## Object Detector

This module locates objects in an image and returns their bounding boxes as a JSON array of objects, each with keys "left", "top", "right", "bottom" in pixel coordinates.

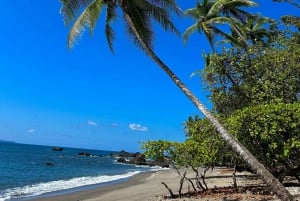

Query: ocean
[{"left": 0, "top": 142, "right": 161, "bottom": 200}]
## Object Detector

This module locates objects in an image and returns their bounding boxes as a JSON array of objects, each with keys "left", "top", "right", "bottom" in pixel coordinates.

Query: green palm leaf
[
  {"left": 105, "top": 1, "right": 116, "bottom": 52},
  {"left": 60, "top": 0, "right": 94, "bottom": 26},
  {"left": 145, "top": 1, "right": 180, "bottom": 35},
  {"left": 122, "top": 1, "right": 154, "bottom": 50},
  {"left": 67, "top": 0, "right": 105, "bottom": 48},
  {"left": 149, "top": 0, "right": 183, "bottom": 15},
  {"left": 207, "top": 0, "right": 257, "bottom": 18},
  {"left": 183, "top": 23, "right": 201, "bottom": 43},
  {"left": 207, "top": 0, "right": 231, "bottom": 18},
  {"left": 184, "top": 7, "right": 200, "bottom": 19}
]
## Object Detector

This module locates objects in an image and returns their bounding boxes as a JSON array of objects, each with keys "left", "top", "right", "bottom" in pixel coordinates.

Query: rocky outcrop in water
[
  {"left": 116, "top": 150, "right": 169, "bottom": 168},
  {"left": 52, "top": 147, "right": 63, "bottom": 151},
  {"left": 78, "top": 152, "right": 92, "bottom": 156},
  {"left": 46, "top": 162, "right": 54, "bottom": 166}
]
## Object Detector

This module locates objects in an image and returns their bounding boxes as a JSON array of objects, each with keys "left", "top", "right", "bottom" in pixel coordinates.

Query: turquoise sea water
[{"left": 0, "top": 142, "right": 158, "bottom": 200}]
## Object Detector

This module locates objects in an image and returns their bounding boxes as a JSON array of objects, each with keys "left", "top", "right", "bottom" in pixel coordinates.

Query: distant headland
[{"left": 0, "top": 139, "right": 16, "bottom": 144}]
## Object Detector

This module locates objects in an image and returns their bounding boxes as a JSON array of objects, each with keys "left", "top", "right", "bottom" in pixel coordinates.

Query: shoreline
[{"left": 17, "top": 167, "right": 300, "bottom": 201}]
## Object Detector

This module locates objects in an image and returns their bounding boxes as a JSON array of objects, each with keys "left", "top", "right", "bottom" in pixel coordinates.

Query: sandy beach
[{"left": 29, "top": 168, "right": 299, "bottom": 201}]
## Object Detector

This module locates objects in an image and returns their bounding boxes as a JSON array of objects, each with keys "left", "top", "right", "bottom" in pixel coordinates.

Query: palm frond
[
  {"left": 183, "top": 23, "right": 201, "bottom": 43},
  {"left": 252, "top": 17, "right": 272, "bottom": 30},
  {"left": 184, "top": 7, "right": 201, "bottom": 19},
  {"left": 225, "top": 8, "right": 251, "bottom": 23},
  {"left": 213, "top": 26, "right": 243, "bottom": 47},
  {"left": 224, "top": 0, "right": 257, "bottom": 8},
  {"left": 105, "top": 2, "right": 117, "bottom": 52},
  {"left": 208, "top": 0, "right": 257, "bottom": 19},
  {"left": 184, "top": 0, "right": 214, "bottom": 19},
  {"left": 89, "top": 0, "right": 105, "bottom": 34},
  {"left": 60, "top": 0, "right": 94, "bottom": 26},
  {"left": 202, "top": 23, "right": 216, "bottom": 50},
  {"left": 206, "top": 16, "right": 233, "bottom": 25},
  {"left": 67, "top": 0, "right": 105, "bottom": 49},
  {"left": 122, "top": 1, "right": 154, "bottom": 51},
  {"left": 148, "top": 0, "right": 183, "bottom": 15},
  {"left": 145, "top": 1, "right": 180, "bottom": 35},
  {"left": 207, "top": 0, "right": 231, "bottom": 18},
  {"left": 67, "top": 6, "right": 90, "bottom": 48}
]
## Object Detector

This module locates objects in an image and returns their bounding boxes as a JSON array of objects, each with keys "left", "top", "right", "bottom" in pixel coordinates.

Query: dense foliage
[
  {"left": 201, "top": 28, "right": 300, "bottom": 114},
  {"left": 142, "top": 123, "right": 228, "bottom": 168},
  {"left": 143, "top": 102, "right": 300, "bottom": 180},
  {"left": 228, "top": 104, "right": 300, "bottom": 162},
  {"left": 227, "top": 103, "right": 300, "bottom": 180}
]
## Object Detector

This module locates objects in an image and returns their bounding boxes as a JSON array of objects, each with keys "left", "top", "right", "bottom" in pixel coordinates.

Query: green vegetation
[
  {"left": 227, "top": 103, "right": 300, "bottom": 181},
  {"left": 202, "top": 24, "right": 300, "bottom": 114},
  {"left": 143, "top": 1, "right": 299, "bottom": 200},
  {"left": 144, "top": 13, "right": 300, "bottom": 179}
]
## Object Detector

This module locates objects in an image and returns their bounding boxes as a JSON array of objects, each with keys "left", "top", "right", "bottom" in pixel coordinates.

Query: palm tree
[
  {"left": 60, "top": 0, "right": 294, "bottom": 200},
  {"left": 183, "top": 0, "right": 239, "bottom": 51},
  {"left": 183, "top": 0, "right": 257, "bottom": 50},
  {"left": 220, "top": 14, "right": 273, "bottom": 47}
]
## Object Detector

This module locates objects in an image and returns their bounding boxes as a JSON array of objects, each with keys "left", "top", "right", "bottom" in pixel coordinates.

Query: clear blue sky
[{"left": 0, "top": 1, "right": 298, "bottom": 152}]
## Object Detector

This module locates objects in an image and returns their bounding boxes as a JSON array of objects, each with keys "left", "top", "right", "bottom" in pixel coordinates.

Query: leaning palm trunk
[{"left": 123, "top": 11, "right": 294, "bottom": 201}]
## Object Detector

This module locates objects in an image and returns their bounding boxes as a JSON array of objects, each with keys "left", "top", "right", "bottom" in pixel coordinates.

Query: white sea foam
[
  {"left": 0, "top": 171, "right": 140, "bottom": 200},
  {"left": 135, "top": 164, "right": 169, "bottom": 171},
  {"left": 113, "top": 160, "right": 169, "bottom": 171}
]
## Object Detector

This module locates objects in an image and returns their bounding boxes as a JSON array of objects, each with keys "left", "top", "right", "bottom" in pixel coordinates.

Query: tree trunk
[{"left": 123, "top": 10, "right": 295, "bottom": 201}]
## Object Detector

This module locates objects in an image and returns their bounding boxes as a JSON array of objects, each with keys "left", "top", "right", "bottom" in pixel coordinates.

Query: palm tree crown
[
  {"left": 183, "top": 0, "right": 258, "bottom": 50},
  {"left": 60, "top": 0, "right": 181, "bottom": 52}
]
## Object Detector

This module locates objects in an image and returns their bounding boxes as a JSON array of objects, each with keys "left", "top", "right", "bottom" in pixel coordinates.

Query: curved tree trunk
[{"left": 123, "top": 10, "right": 295, "bottom": 201}]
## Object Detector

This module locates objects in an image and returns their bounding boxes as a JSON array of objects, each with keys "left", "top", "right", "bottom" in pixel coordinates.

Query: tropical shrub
[{"left": 226, "top": 102, "right": 300, "bottom": 180}]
